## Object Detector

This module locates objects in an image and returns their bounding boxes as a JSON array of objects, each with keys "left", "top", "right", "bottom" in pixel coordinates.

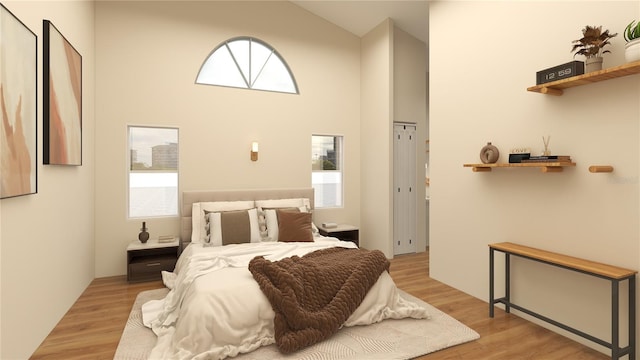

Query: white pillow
[
  {"left": 207, "top": 208, "right": 261, "bottom": 246},
  {"left": 191, "top": 200, "right": 255, "bottom": 243}
]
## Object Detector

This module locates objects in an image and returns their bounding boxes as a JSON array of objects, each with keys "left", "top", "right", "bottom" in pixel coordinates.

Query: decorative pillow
[
  {"left": 277, "top": 210, "right": 313, "bottom": 243},
  {"left": 263, "top": 206, "right": 306, "bottom": 241},
  {"left": 257, "top": 209, "right": 268, "bottom": 238},
  {"left": 254, "top": 198, "right": 315, "bottom": 240},
  {"left": 191, "top": 201, "right": 255, "bottom": 243},
  {"left": 206, "top": 208, "right": 261, "bottom": 246}
]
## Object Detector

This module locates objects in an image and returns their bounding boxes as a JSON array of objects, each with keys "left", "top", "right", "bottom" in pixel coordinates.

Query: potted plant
[
  {"left": 571, "top": 25, "right": 617, "bottom": 72},
  {"left": 624, "top": 20, "right": 640, "bottom": 63}
]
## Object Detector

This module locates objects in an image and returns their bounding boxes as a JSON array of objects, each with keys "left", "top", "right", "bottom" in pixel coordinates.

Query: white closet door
[{"left": 393, "top": 124, "right": 417, "bottom": 255}]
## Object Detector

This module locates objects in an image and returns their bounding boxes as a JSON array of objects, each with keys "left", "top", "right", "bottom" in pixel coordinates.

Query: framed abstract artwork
[
  {"left": 0, "top": 4, "right": 37, "bottom": 198},
  {"left": 43, "top": 19, "right": 82, "bottom": 166}
]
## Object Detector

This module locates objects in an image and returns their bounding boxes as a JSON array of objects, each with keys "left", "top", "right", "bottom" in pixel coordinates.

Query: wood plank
[
  {"left": 30, "top": 250, "right": 610, "bottom": 360},
  {"left": 464, "top": 162, "right": 576, "bottom": 173},
  {"left": 490, "top": 242, "right": 637, "bottom": 279},
  {"left": 30, "top": 277, "right": 162, "bottom": 360},
  {"left": 464, "top": 162, "right": 576, "bottom": 169}
]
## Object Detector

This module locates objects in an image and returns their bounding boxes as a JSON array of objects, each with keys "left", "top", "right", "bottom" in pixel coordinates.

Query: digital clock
[{"left": 536, "top": 61, "right": 584, "bottom": 85}]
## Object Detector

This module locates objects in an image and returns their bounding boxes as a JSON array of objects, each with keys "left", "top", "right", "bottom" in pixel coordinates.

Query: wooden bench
[{"left": 489, "top": 242, "right": 637, "bottom": 360}]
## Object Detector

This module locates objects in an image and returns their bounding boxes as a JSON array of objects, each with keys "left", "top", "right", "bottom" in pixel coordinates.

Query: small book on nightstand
[{"left": 158, "top": 235, "right": 177, "bottom": 243}]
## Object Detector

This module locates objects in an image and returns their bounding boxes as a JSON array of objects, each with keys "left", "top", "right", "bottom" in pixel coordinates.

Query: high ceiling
[{"left": 290, "top": 1, "right": 429, "bottom": 45}]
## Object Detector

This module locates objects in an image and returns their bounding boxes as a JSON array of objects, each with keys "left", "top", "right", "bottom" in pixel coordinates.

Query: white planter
[
  {"left": 585, "top": 56, "right": 603, "bottom": 73},
  {"left": 625, "top": 38, "right": 640, "bottom": 63}
]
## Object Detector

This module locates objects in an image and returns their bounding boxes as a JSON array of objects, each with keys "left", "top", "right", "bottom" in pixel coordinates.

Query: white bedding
[{"left": 143, "top": 236, "right": 430, "bottom": 360}]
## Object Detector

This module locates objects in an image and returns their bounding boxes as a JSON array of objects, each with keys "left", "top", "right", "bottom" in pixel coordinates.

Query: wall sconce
[{"left": 251, "top": 142, "right": 259, "bottom": 161}]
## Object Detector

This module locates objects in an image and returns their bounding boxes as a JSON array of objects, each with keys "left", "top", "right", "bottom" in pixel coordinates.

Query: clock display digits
[{"left": 558, "top": 68, "right": 571, "bottom": 77}]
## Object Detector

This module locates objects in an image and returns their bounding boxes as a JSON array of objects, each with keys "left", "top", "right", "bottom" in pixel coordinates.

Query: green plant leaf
[{"left": 624, "top": 20, "right": 640, "bottom": 42}]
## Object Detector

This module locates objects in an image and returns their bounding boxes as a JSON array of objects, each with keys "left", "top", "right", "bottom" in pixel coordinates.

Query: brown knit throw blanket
[{"left": 248, "top": 247, "right": 390, "bottom": 353}]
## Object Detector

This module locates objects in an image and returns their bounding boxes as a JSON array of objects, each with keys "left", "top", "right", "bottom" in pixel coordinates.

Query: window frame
[
  {"left": 127, "top": 125, "right": 180, "bottom": 219},
  {"left": 195, "top": 36, "right": 299, "bottom": 94}
]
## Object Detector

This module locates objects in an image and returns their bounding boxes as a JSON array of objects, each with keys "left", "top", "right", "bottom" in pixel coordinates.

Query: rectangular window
[
  {"left": 312, "top": 135, "right": 343, "bottom": 208},
  {"left": 128, "top": 126, "right": 179, "bottom": 218}
]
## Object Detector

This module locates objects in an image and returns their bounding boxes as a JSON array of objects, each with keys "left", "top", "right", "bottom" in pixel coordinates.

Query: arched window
[{"left": 196, "top": 37, "right": 298, "bottom": 94}]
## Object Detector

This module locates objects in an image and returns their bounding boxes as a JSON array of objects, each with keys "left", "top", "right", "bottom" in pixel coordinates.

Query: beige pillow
[{"left": 277, "top": 210, "right": 313, "bottom": 243}]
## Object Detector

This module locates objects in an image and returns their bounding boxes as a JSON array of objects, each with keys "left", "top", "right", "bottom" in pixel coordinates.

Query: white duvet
[{"left": 143, "top": 237, "right": 430, "bottom": 360}]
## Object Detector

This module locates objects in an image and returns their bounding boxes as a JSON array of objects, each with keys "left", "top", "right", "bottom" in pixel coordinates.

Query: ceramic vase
[
  {"left": 585, "top": 56, "right": 603, "bottom": 73},
  {"left": 625, "top": 39, "right": 640, "bottom": 63},
  {"left": 138, "top": 222, "right": 149, "bottom": 243},
  {"left": 480, "top": 142, "right": 499, "bottom": 164}
]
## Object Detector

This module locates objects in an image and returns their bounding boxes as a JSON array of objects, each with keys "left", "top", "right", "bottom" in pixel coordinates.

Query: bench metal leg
[
  {"left": 489, "top": 248, "right": 495, "bottom": 317},
  {"left": 612, "top": 280, "right": 619, "bottom": 359},
  {"left": 505, "top": 253, "right": 511, "bottom": 314},
  {"left": 489, "top": 249, "right": 511, "bottom": 316},
  {"left": 630, "top": 275, "right": 636, "bottom": 360}
]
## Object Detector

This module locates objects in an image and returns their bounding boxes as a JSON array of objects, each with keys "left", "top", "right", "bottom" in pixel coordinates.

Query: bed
[{"left": 142, "top": 188, "right": 430, "bottom": 360}]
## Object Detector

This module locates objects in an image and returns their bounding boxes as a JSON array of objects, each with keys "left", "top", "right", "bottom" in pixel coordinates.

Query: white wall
[
  {"left": 94, "top": 1, "right": 362, "bottom": 276},
  {"left": 0, "top": 1, "right": 95, "bottom": 359},
  {"left": 430, "top": 1, "right": 639, "bottom": 354},
  {"left": 360, "top": 19, "right": 394, "bottom": 256}
]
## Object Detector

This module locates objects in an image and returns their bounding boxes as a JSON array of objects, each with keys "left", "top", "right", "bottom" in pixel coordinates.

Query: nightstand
[
  {"left": 127, "top": 238, "right": 179, "bottom": 282},
  {"left": 317, "top": 224, "right": 359, "bottom": 246}
]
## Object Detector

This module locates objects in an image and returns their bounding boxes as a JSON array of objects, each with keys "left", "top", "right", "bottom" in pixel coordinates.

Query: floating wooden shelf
[
  {"left": 527, "top": 60, "right": 640, "bottom": 96},
  {"left": 463, "top": 162, "right": 576, "bottom": 173}
]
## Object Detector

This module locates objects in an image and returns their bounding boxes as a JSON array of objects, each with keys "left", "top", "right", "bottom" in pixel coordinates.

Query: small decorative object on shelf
[
  {"left": 542, "top": 135, "right": 551, "bottom": 156},
  {"left": 624, "top": 20, "right": 640, "bottom": 63},
  {"left": 536, "top": 61, "right": 584, "bottom": 85},
  {"left": 138, "top": 221, "right": 149, "bottom": 243},
  {"left": 571, "top": 25, "right": 617, "bottom": 73},
  {"left": 480, "top": 142, "right": 499, "bottom": 164},
  {"left": 521, "top": 155, "right": 572, "bottom": 163},
  {"left": 509, "top": 153, "right": 530, "bottom": 163},
  {"left": 508, "top": 147, "right": 531, "bottom": 163}
]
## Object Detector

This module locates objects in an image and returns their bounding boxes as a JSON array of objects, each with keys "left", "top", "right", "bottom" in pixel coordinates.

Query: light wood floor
[{"left": 30, "top": 250, "right": 609, "bottom": 360}]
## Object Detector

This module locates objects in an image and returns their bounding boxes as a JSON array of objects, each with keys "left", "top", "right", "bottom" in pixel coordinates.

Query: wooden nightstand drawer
[
  {"left": 128, "top": 255, "right": 177, "bottom": 282},
  {"left": 127, "top": 238, "right": 179, "bottom": 282}
]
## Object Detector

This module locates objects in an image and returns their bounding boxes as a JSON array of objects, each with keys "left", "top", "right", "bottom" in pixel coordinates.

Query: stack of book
[
  {"left": 158, "top": 235, "right": 178, "bottom": 243},
  {"left": 521, "top": 155, "right": 572, "bottom": 163}
]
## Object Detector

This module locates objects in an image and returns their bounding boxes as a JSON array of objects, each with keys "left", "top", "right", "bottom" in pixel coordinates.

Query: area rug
[{"left": 114, "top": 288, "right": 479, "bottom": 360}]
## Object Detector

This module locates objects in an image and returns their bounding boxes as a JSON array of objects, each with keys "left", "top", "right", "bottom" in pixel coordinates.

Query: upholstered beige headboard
[{"left": 180, "top": 188, "right": 315, "bottom": 250}]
